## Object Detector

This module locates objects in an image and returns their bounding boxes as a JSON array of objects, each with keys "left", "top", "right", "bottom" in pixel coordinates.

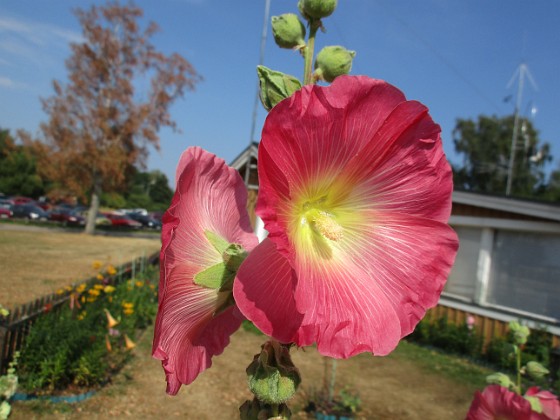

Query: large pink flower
[
  {"left": 152, "top": 147, "right": 258, "bottom": 395},
  {"left": 234, "top": 75, "right": 458, "bottom": 358},
  {"left": 525, "top": 387, "right": 560, "bottom": 420},
  {"left": 466, "top": 385, "right": 533, "bottom": 420}
]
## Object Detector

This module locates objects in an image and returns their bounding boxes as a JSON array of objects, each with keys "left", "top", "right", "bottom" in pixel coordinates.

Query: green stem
[
  {"left": 303, "top": 21, "right": 320, "bottom": 85},
  {"left": 271, "top": 403, "right": 279, "bottom": 417},
  {"left": 516, "top": 345, "right": 522, "bottom": 394}
]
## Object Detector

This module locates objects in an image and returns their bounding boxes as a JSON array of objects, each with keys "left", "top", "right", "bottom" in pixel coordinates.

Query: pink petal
[
  {"left": 467, "top": 385, "right": 533, "bottom": 420},
  {"left": 339, "top": 99, "right": 452, "bottom": 223},
  {"left": 153, "top": 147, "right": 258, "bottom": 394},
  {"left": 233, "top": 238, "right": 303, "bottom": 344}
]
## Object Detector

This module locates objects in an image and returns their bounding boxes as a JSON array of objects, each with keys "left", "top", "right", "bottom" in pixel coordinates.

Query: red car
[
  {"left": 105, "top": 213, "right": 142, "bottom": 228},
  {"left": 0, "top": 207, "right": 12, "bottom": 218},
  {"left": 48, "top": 207, "right": 86, "bottom": 226}
]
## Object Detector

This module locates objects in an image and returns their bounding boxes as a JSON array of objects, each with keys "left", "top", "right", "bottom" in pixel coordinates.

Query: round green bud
[
  {"left": 246, "top": 341, "right": 301, "bottom": 405},
  {"left": 298, "top": 0, "right": 338, "bottom": 20},
  {"left": 271, "top": 14, "right": 306, "bottom": 50},
  {"left": 314, "top": 45, "right": 356, "bottom": 83},
  {"left": 486, "top": 372, "right": 513, "bottom": 388},
  {"left": 509, "top": 321, "right": 530, "bottom": 345},
  {"left": 526, "top": 361, "right": 549, "bottom": 379}
]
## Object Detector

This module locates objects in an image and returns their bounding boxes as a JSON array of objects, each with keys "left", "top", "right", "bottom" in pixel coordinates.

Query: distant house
[{"left": 231, "top": 143, "right": 560, "bottom": 345}]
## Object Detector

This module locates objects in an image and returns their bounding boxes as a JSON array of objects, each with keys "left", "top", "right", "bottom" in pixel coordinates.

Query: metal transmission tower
[{"left": 505, "top": 62, "right": 538, "bottom": 196}]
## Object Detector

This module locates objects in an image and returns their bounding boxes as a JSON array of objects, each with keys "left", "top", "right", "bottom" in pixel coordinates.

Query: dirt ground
[
  {"left": 11, "top": 326, "right": 478, "bottom": 420},
  {"left": 0, "top": 226, "right": 160, "bottom": 309}
]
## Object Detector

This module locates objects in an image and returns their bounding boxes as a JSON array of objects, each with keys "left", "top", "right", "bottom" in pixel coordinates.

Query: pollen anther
[{"left": 311, "top": 211, "right": 343, "bottom": 241}]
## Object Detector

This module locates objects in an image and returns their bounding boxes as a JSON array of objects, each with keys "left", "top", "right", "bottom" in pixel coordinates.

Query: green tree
[
  {"left": 452, "top": 115, "right": 551, "bottom": 198},
  {"left": 0, "top": 129, "right": 45, "bottom": 197},
  {"left": 37, "top": 2, "right": 200, "bottom": 234}
]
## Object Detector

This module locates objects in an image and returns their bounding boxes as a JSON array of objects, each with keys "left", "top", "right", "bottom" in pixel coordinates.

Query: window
[
  {"left": 444, "top": 226, "right": 482, "bottom": 300},
  {"left": 486, "top": 231, "right": 560, "bottom": 320}
]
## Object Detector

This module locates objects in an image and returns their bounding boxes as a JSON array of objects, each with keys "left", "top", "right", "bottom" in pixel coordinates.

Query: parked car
[
  {"left": 11, "top": 204, "right": 49, "bottom": 221},
  {"left": 48, "top": 207, "right": 86, "bottom": 226},
  {"left": 127, "top": 212, "right": 162, "bottom": 229},
  {"left": 0, "top": 206, "right": 12, "bottom": 219},
  {"left": 11, "top": 196, "right": 35, "bottom": 205},
  {"left": 104, "top": 213, "right": 142, "bottom": 228}
]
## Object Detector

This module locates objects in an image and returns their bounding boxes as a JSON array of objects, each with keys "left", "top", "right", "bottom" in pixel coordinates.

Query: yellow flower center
[{"left": 305, "top": 208, "right": 343, "bottom": 241}]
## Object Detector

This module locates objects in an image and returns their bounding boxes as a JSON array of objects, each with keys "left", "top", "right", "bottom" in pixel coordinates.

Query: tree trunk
[{"left": 85, "top": 178, "right": 102, "bottom": 235}]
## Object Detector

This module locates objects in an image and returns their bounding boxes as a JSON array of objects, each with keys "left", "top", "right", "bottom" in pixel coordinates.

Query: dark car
[
  {"left": 105, "top": 213, "right": 142, "bottom": 228},
  {"left": 48, "top": 207, "right": 86, "bottom": 226},
  {"left": 127, "top": 212, "right": 162, "bottom": 229},
  {"left": 11, "top": 204, "right": 49, "bottom": 221}
]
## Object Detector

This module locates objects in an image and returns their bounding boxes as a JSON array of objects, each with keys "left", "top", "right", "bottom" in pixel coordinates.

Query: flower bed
[{"left": 16, "top": 264, "right": 158, "bottom": 396}]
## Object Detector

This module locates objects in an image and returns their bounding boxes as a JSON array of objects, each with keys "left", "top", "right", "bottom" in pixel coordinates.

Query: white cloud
[
  {"left": 0, "top": 16, "right": 82, "bottom": 67},
  {"left": 0, "top": 16, "right": 82, "bottom": 46},
  {"left": 0, "top": 75, "right": 28, "bottom": 90}
]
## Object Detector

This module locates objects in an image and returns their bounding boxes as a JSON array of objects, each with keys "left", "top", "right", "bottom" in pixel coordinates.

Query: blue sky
[{"left": 1, "top": 0, "right": 559, "bottom": 188}]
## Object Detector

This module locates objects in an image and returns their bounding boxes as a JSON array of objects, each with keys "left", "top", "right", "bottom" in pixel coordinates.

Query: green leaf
[
  {"left": 257, "top": 66, "right": 302, "bottom": 111},
  {"left": 194, "top": 262, "right": 235, "bottom": 290},
  {"left": 205, "top": 231, "right": 230, "bottom": 255}
]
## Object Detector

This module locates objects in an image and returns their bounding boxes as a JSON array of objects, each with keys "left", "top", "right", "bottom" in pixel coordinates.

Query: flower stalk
[{"left": 303, "top": 20, "right": 320, "bottom": 85}]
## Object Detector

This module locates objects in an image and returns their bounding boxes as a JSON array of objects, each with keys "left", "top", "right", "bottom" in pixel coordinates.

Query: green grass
[{"left": 394, "top": 340, "right": 491, "bottom": 390}]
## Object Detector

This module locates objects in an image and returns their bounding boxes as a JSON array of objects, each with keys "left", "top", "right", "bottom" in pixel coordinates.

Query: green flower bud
[
  {"left": 246, "top": 341, "right": 301, "bottom": 405},
  {"left": 526, "top": 361, "right": 549, "bottom": 379},
  {"left": 509, "top": 321, "right": 530, "bottom": 345},
  {"left": 486, "top": 372, "right": 513, "bottom": 388},
  {"left": 298, "top": 0, "right": 338, "bottom": 20},
  {"left": 257, "top": 66, "right": 302, "bottom": 111},
  {"left": 314, "top": 45, "right": 356, "bottom": 83},
  {"left": 272, "top": 14, "right": 306, "bottom": 50}
]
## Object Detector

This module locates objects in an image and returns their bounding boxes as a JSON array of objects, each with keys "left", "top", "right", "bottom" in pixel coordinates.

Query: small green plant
[{"left": 0, "top": 351, "right": 19, "bottom": 420}]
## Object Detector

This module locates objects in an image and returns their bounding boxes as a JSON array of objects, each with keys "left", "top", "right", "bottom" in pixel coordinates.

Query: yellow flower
[
  {"left": 86, "top": 296, "right": 97, "bottom": 303},
  {"left": 77, "top": 311, "right": 87, "bottom": 320},
  {"left": 123, "top": 308, "right": 135, "bottom": 316},
  {"left": 135, "top": 281, "right": 144, "bottom": 288},
  {"left": 76, "top": 284, "right": 87, "bottom": 293},
  {"left": 96, "top": 273, "right": 104, "bottom": 281},
  {"left": 65, "top": 285, "right": 73, "bottom": 292},
  {"left": 56, "top": 288, "right": 65, "bottom": 295},
  {"left": 104, "top": 285, "right": 116, "bottom": 294},
  {"left": 122, "top": 302, "right": 134, "bottom": 309},
  {"left": 92, "top": 261, "right": 102, "bottom": 270},
  {"left": 149, "top": 284, "right": 155, "bottom": 290},
  {"left": 88, "top": 289, "right": 100, "bottom": 297},
  {"left": 81, "top": 296, "right": 85, "bottom": 303},
  {"left": 94, "top": 284, "right": 104, "bottom": 290},
  {"left": 107, "top": 265, "right": 117, "bottom": 276},
  {"left": 108, "top": 296, "right": 113, "bottom": 303}
]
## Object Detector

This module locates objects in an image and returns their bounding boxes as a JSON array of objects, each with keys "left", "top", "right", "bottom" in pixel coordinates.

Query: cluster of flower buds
[{"left": 261, "top": 0, "right": 355, "bottom": 110}]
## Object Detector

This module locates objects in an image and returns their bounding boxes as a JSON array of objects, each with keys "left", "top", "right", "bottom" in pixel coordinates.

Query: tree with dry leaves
[{"left": 37, "top": 2, "right": 200, "bottom": 234}]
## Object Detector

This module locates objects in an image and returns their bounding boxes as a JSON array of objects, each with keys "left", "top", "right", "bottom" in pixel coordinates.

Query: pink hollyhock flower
[
  {"left": 234, "top": 75, "right": 458, "bottom": 358},
  {"left": 152, "top": 147, "right": 258, "bottom": 395},
  {"left": 525, "top": 387, "right": 560, "bottom": 420},
  {"left": 466, "top": 385, "right": 533, "bottom": 420}
]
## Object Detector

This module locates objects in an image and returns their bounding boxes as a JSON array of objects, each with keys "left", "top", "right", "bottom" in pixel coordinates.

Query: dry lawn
[
  {"left": 0, "top": 227, "right": 160, "bottom": 309},
  {"left": 11, "top": 327, "right": 482, "bottom": 420}
]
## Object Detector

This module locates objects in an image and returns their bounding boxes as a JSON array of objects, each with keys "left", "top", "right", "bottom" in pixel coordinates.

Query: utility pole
[
  {"left": 505, "top": 62, "right": 537, "bottom": 196},
  {"left": 245, "top": 0, "right": 271, "bottom": 188}
]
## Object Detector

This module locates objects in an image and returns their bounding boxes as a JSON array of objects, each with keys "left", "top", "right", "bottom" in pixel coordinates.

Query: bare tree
[{"left": 38, "top": 2, "right": 200, "bottom": 234}]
